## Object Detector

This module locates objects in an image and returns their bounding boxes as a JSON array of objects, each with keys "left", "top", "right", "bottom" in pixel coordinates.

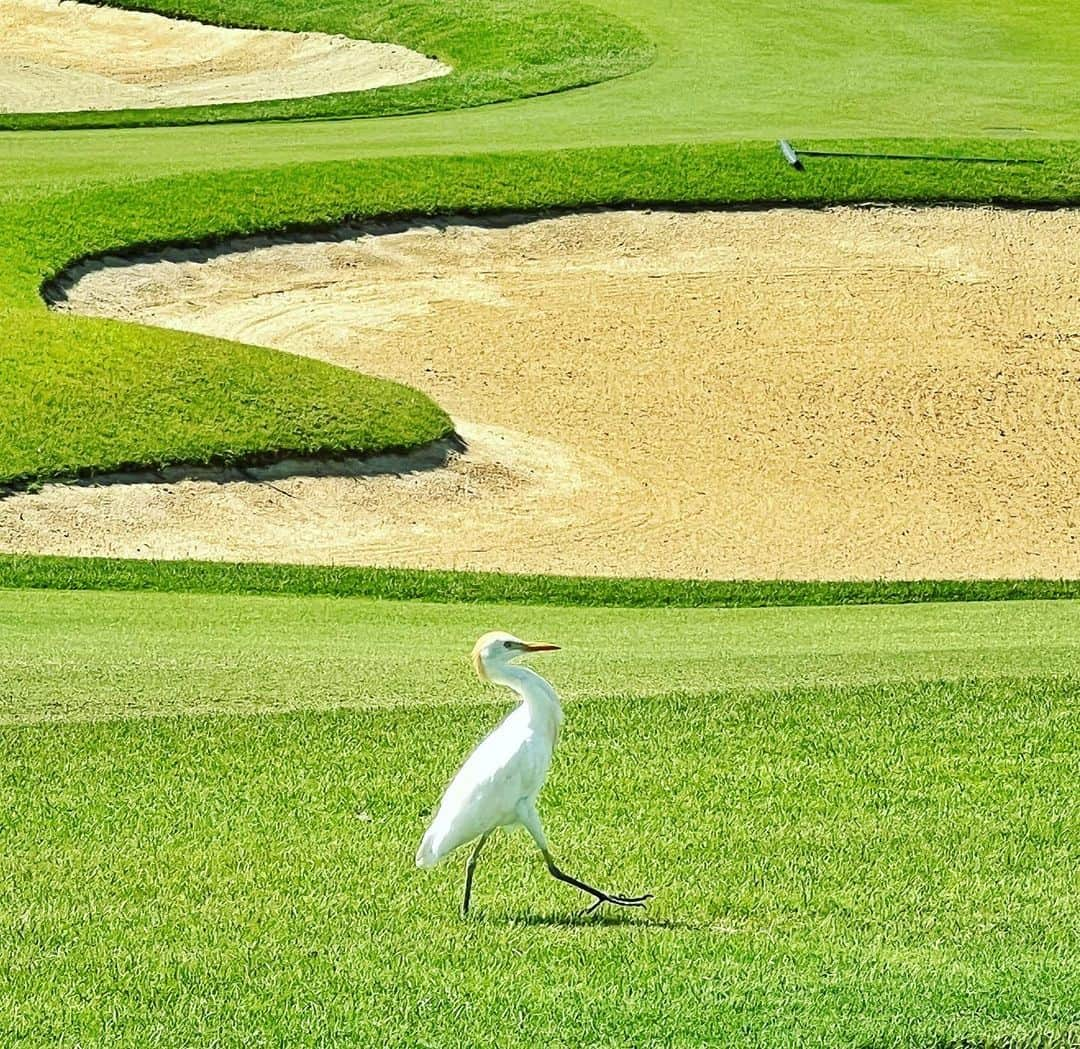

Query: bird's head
[{"left": 471, "top": 631, "right": 560, "bottom": 682}]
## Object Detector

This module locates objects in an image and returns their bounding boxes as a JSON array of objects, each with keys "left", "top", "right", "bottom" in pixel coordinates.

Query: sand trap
[
  {"left": 0, "top": 0, "right": 448, "bottom": 113},
  {"left": 14, "top": 207, "right": 1080, "bottom": 579}
]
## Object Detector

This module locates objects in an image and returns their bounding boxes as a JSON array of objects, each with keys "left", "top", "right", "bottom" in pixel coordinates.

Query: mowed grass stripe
[
  {"left": 1, "top": 676, "right": 1076, "bottom": 1046},
  {"left": 1, "top": 588, "right": 1078, "bottom": 722},
  {"left": 2, "top": 554, "right": 1079, "bottom": 607}
]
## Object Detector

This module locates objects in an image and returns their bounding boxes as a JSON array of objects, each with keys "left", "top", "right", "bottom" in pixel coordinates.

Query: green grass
[
  {"left": 3, "top": 587, "right": 1079, "bottom": 722},
  {"left": 0, "top": 308, "right": 452, "bottom": 489},
  {"left": 3, "top": 553, "right": 1080, "bottom": 607},
  {"left": 4, "top": 0, "right": 1076, "bottom": 140},
  {"left": 0, "top": 0, "right": 652, "bottom": 131},
  {"left": 1, "top": 589, "right": 1077, "bottom": 1045}
]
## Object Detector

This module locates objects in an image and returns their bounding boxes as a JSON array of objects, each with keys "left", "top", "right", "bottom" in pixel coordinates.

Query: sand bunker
[
  {"left": 15, "top": 207, "right": 1080, "bottom": 579},
  {"left": 0, "top": 0, "right": 448, "bottom": 113}
]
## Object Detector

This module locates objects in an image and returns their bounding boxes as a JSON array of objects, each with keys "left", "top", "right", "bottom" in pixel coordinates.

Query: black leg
[
  {"left": 518, "top": 805, "right": 652, "bottom": 918},
  {"left": 544, "top": 854, "right": 653, "bottom": 916},
  {"left": 461, "top": 833, "right": 489, "bottom": 916}
]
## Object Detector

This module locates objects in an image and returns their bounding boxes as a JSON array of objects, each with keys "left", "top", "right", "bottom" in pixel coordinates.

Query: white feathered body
[{"left": 416, "top": 667, "right": 561, "bottom": 868}]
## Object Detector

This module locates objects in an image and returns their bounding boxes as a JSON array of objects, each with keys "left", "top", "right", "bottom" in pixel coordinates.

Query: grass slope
[
  {"left": 4, "top": 0, "right": 1077, "bottom": 140},
  {"left": 3, "top": 553, "right": 1080, "bottom": 607},
  {"left": 0, "top": 590, "right": 1077, "bottom": 1046},
  {"left": 0, "top": 309, "right": 451, "bottom": 489}
]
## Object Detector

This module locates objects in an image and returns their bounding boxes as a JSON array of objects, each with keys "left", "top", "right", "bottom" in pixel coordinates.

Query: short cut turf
[{"left": 0, "top": 588, "right": 1077, "bottom": 1045}]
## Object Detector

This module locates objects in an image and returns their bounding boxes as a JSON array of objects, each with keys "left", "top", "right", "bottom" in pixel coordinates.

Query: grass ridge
[{"left": 1, "top": 554, "right": 1077, "bottom": 606}]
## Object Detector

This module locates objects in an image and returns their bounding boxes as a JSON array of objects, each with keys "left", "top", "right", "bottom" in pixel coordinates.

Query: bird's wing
[{"left": 417, "top": 708, "right": 543, "bottom": 866}]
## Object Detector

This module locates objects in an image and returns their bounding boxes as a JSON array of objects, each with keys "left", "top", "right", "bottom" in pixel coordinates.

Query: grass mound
[{"left": 0, "top": 307, "right": 451, "bottom": 489}]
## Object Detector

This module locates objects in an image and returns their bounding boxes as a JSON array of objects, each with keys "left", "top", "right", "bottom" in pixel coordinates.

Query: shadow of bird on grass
[{"left": 498, "top": 910, "right": 705, "bottom": 932}]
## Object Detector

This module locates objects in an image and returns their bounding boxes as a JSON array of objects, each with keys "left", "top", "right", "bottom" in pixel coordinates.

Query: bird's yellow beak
[{"left": 521, "top": 641, "right": 560, "bottom": 652}]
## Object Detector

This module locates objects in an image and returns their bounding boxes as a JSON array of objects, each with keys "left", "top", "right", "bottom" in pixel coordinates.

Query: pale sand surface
[
  {"left": 0, "top": 0, "right": 448, "bottom": 113},
  {"left": 14, "top": 207, "right": 1080, "bottom": 579}
]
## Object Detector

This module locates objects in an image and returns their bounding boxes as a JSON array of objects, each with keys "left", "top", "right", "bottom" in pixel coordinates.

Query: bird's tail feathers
[{"left": 415, "top": 826, "right": 445, "bottom": 869}]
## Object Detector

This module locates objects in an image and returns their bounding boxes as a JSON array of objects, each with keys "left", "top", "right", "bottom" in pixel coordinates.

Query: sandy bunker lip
[
  {"left": 19, "top": 206, "right": 1080, "bottom": 580},
  {"left": 0, "top": 0, "right": 449, "bottom": 113}
]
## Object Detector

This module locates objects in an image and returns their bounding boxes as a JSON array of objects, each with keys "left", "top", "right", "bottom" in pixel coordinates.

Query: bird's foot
[{"left": 579, "top": 891, "right": 653, "bottom": 917}]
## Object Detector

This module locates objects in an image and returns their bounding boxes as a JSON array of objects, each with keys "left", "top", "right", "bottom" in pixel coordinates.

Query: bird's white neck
[{"left": 488, "top": 663, "right": 563, "bottom": 727}]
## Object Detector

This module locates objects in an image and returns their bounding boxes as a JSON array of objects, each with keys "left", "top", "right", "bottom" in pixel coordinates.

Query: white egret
[{"left": 416, "top": 631, "right": 652, "bottom": 916}]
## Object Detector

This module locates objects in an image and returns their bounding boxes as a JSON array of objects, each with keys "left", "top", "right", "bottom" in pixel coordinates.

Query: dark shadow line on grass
[
  {"left": 0, "top": 431, "right": 467, "bottom": 500},
  {"left": 499, "top": 910, "right": 703, "bottom": 931}
]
